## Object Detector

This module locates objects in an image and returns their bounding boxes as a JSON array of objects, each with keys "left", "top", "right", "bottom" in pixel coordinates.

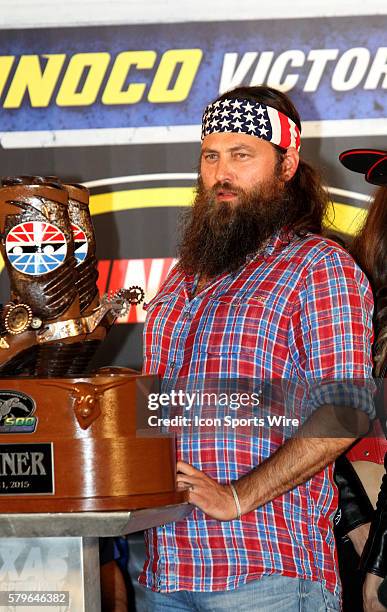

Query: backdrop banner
[{"left": 0, "top": 16, "right": 385, "bottom": 367}]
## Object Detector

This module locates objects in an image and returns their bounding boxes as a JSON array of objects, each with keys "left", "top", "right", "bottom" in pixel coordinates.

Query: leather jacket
[
  {"left": 334, "top": 286, "right": 387, "bottom": 575},
  {"left": 333, "top": 454, "right": 374, "bottom": 539},
  {"left": 361, "top": 289, "right": 387, "bottom": 575},
  {"left": 361, "top": 452, "right": 387, "bottom": 576}
]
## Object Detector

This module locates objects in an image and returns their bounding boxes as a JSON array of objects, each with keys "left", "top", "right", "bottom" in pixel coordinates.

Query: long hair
[
  {"left": 351, "top": 186, "right": 387, "bottom": 337},
  {"left": 351, "top": 186, "right": 387, "bottom": 292},
  {"left": 213, "top": 86, "right": 330, "bottom": 235}
]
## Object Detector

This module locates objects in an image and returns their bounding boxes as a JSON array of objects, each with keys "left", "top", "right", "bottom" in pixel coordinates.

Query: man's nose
[{"left": 214, "top": 157, "right": 235, "bottom": 183}]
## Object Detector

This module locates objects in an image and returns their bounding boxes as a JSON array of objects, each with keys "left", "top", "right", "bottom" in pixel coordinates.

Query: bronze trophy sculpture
[
  {"left": 0, "top": 176, "right": 143, "bottom": 376},
  {"left": 0, "top": 176, "right": 188, "bottom": 610}
]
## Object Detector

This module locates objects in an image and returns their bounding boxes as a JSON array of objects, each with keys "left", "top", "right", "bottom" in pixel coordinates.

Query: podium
[{"left": 0, "top": 374, "right": 190, "bottom": 611}]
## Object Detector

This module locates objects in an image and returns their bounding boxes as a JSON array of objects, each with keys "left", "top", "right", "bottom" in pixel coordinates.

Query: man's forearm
[
  {"left": 234, "top": 403, "right": 370, "bottom": 514},
  {"left": 235, "top": 435, "right": 355, "bottom": 514},
  {"left": 176, "top": 405, "right": 369, "bottom": 521}
]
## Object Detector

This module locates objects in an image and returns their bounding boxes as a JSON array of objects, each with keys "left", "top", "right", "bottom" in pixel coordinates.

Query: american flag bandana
[{"left": 201, "top": 98, "right": 301, "bottom": 151}]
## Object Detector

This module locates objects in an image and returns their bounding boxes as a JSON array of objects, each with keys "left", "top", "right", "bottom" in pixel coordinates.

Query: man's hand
[
  {"left": 176, "top": 461, "right": 238, "bottom": 521},
  {"left": 363, "top": 573, "right": 387, "bottom": 612},
  {"left": 347, "top": 522, "right": 371, "bottom": 556}
]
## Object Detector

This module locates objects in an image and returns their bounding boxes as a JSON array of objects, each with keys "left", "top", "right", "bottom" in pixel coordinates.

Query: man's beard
[{"left": 178, "top": 175, "right": 295, "bottom": 277}]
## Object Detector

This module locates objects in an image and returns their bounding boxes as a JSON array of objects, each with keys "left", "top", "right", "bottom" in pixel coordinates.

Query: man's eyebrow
[
  {"left": 228, "top": 144, "right": 255, "bottom": 152},
  {"left": 201, "top": 144, "right": 256, "bottom": 153}
]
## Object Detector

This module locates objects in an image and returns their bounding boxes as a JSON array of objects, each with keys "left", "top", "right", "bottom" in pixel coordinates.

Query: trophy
[{"left": 0, "top": 176, "right": 189, "bottom": 610}]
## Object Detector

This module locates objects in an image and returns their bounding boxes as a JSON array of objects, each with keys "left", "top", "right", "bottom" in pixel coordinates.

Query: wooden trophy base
[{"left": 0, "top": 373, "right": 187, "bottom": 513}]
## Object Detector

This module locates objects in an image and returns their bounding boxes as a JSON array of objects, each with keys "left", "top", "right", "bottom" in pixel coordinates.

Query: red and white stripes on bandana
[{"left": 201, "top": 97, "right": 301, "bottom": 151}]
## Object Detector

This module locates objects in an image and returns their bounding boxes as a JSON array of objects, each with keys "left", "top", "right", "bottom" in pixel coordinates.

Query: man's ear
[{"left": 282, "top": 147, "right": 299, "bottom": 181}]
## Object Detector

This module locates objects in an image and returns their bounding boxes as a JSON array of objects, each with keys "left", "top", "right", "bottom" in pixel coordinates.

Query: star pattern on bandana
[
  {"left": 201, "top": 98, "right": 274, "bottom": 144},
  {"left": 201, "top": 97, "right": 301, "bottom": 151}
]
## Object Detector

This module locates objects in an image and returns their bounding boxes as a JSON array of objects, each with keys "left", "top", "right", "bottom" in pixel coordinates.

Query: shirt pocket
[{"left": 202, "top": 292, "right": 271, "bottom": 355}]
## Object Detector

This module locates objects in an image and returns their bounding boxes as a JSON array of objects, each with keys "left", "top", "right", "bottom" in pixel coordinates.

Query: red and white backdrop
[{"left": 0, "top": 1, "right": 386, "bottom": 368}]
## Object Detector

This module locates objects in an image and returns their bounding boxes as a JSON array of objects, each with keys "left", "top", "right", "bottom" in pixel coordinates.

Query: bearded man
[{"left": 140, "top": 86, "right": 374, "bottom": 611}]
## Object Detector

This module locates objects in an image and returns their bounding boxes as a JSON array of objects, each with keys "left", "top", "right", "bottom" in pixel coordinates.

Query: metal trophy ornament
[
  {"left": 0, "top": 175, "right": 188, "bottom": 519},
  {"left": 0, "top": 176, "right": 144, "bottom": 375}
]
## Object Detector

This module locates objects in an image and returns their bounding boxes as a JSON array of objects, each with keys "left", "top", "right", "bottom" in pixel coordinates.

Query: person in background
[
  {"left": 99, "top": 537, "right": 129, "bottom": 612},
  {"left": 334, "top": 148, "right": 387, "bottom": 612},
  {"left": 140, "top": 86, "right": 374, "bottom": 611}
]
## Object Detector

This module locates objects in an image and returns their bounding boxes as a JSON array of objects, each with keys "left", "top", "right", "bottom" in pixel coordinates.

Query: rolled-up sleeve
[{"left": 289, "top": 249, "right": 375, "bottom": 420}]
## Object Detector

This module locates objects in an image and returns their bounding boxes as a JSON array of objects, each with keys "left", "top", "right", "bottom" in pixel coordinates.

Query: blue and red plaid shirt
[{"left": 140, "top": 231, "right": 374, "bottom": 596}]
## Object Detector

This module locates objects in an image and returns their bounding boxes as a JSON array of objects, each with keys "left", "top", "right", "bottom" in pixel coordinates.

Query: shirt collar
[{"left": 246, "top": 227, "right": 296, "bottom": 262}]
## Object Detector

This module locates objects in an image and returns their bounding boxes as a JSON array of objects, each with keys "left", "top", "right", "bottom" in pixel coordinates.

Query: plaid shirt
[{"left": 140, "top": 231, "right": 374, "bottom": 596}]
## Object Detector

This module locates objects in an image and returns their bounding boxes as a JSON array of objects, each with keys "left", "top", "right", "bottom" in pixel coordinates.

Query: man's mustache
[{"left": 205, "top": 181, "right": 245, "bottom": 198}]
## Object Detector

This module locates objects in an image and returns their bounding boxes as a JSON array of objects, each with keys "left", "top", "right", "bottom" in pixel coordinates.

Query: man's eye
[
  {"left": 236, "top": 152, "right": 250, "bottom": 159},
  {"left": 204, "top": 154, "right": 217, "bottom": 161}
]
